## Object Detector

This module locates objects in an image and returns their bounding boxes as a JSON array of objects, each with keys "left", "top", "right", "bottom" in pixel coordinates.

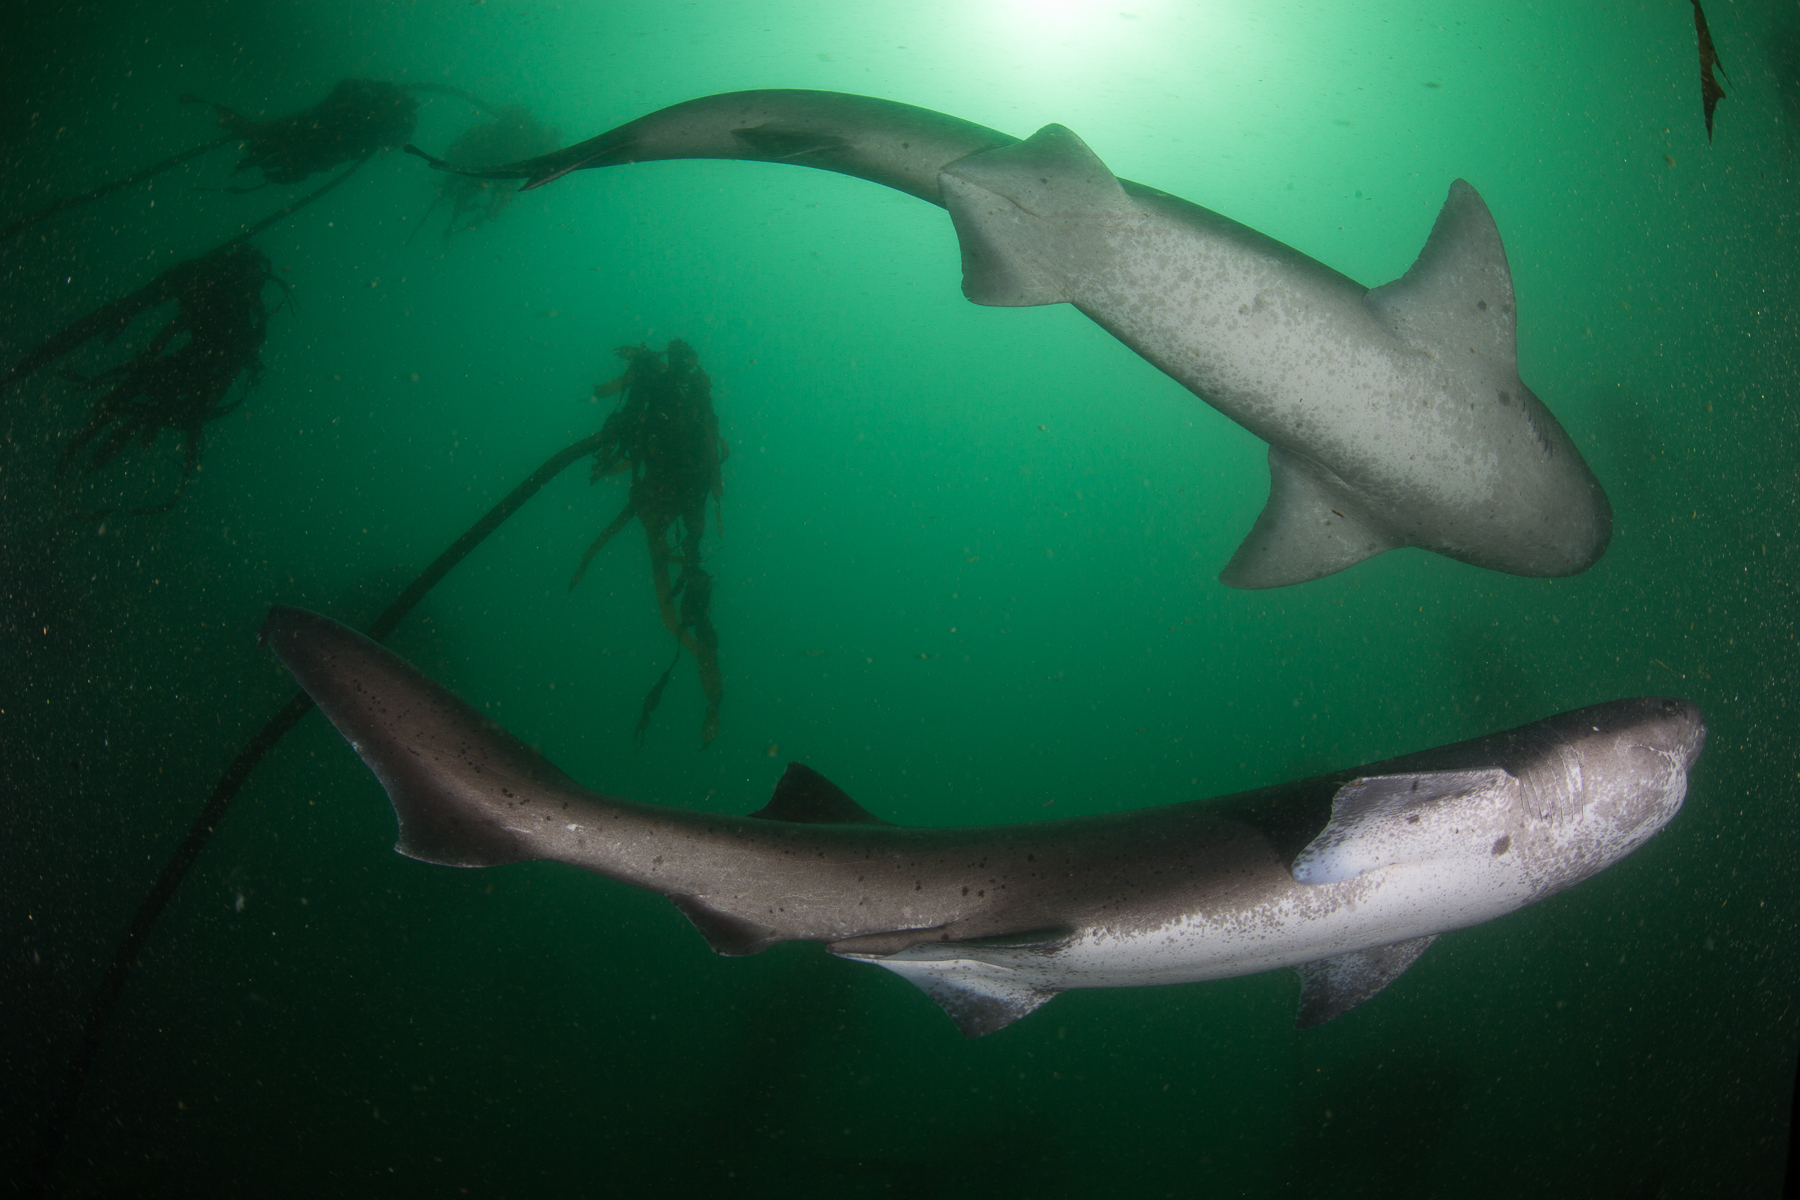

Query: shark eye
[{"left": 1661, "top": 699, "right": 1679, "bottom": 714}]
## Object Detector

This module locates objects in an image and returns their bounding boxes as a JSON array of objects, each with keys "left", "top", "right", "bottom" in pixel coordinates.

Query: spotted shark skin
[
  {"left": 413, "top": 89, "right": 1613, "bottom": 588},
  {"left": 263, "top": 606, "right": 1702, "bottom": 1036}
]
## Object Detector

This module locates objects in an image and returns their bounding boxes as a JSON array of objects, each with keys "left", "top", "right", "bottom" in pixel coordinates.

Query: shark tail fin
[
  {"left": 1220, "top": 447, "right": 1400, "bottom": 589},
  {"left": 939, "top": 123, "right": 1137, "bottom": 307},
  {"left": 405, "top": 135, "right": 618, "bottom": 191},
  {"left": 260, "top": 606, "right": 584, "bottom": 868}
]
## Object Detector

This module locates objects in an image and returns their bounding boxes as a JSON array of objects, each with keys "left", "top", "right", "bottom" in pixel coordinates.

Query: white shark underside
[
  {"left": 419, "top": 89, "right": 1613, "bottom": 588},
  {"left": 265, "top": 606, "right": 1702, "bottom": 1036}
]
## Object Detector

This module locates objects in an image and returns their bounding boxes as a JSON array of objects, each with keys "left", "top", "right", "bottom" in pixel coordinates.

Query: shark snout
[
  {"left": 1568, "top": 696, "right": 1705, "bottom": 767},
  {"left": 1613, "top": 697, "right": 1706, "bottom": 779},
  {"left": 1649, "top": 697, "right": 1707, "bottom": 770}
]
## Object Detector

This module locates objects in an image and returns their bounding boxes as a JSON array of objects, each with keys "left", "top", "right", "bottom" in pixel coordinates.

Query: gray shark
[
  {"left": 412, "top": 89, "right": 1612, "bottom": 588},
  {"left": 263, "top": 605, "right": 1702, "bottom": 1036}
]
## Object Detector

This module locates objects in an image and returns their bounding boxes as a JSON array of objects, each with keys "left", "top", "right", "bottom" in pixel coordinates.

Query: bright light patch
[
  {"left": 946, "top": 1, "right": 1250, "bottom": 139},
  {"left": 1004, "top": 0, "right": 1087, "bottom": 24}
]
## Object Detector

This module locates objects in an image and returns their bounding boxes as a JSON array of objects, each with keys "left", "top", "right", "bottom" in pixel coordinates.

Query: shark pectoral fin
[
  {"left": 844, "top": 950, "right": 1060, "bottom": 1037},
  {"left": 939, "top": 123, "right": 1135, "bottom": 307},
  {"left": 1294, "top": 935, "right": 1437, "bottom": 1028},
  {"left": 750, "top": 763, "right": 895, "bottom": 825},
  {"left": 1364, "top": 179, "right": 1518, "bottom": 367},
  {"left": 1219, "top": 447, "right": 1399, "bottom": 589},
  {"left": 1291, "top": 768, "right": 1520, "bottom": 884},
  {"left": 668, "top": 895, "right": 781, "bottom": 957}
]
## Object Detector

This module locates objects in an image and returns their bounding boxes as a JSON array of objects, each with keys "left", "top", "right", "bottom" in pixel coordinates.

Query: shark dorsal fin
[
  {"left": 939, "top": 123, "right": 1136, "bottom": 307},
  {"left": 1294, "top": 935, "right": 1437, "bottom": 1027},
  {"left": 1291, "top": 767, "right": 1521, "bottom": 885},
  {"left": 751, "top": 763, "right": 894, "bottom": 825},
  {"left": 1365, "top": 180, "right": 1519, "bottom": 368},
  {"left": 1219, "top": 446, "right": 1399, "bottom": 589}
]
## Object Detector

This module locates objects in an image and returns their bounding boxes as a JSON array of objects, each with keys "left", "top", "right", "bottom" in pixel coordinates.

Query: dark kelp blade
[{"left": 1692, "top": 0, "right": 1727, "bottom": 139}]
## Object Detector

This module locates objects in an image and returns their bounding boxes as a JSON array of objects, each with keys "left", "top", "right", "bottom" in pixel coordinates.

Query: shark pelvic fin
[
  {"left": 939, "top": 123, "right": 1136, "bottom": 307},
  {"left": 1364, "top": 179, "right": 1519, "bottom": 369},
  {"left": 1291, "top": 768, "right": 1521, "bottom": 885},
  {"left": 1294, "top": 935, "right": 1437, "bottom": 1028},
  {"left": 669, "top": 895, "right": 782, "bottom": 956},
  {"left": 751, "top": 763, "right": 894, "bottom": 825},
  {"left": 1220, "top": 447, "right": 1399, "bottom": 589},
  {"left": 850, "top": 949, "right": 1062, "bottom": 1037}
]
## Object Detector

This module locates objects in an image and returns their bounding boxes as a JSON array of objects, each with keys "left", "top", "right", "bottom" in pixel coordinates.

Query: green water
[{"left": 3, "top": 1, "right": 1796, "bottom": 1195}]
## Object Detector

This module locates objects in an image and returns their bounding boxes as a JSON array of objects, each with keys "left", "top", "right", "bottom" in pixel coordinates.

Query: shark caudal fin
[
  {"left": 260, "top": 606, "right": 586, "bottom": 868},
  {"left": 938, "top": 123, "right": 1138, "bottom": 307},
  {"left": 1220, "top": 447, "right": 1400, "bottom": 589},
  {"left": 405, "top": 133, "right": 626, "bottom": 190}
]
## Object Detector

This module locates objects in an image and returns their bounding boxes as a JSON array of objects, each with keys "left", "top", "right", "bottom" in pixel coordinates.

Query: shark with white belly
[
  {"left": 264, "top": 606, "right": 1702, "bottom": 1036},
  {"left": 411, "top": 89, "right": 1612, "bottom": 587}
]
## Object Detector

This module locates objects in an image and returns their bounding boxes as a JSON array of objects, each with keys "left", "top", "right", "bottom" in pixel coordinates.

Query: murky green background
[{"left": 4, "top": 1, "right": 1796, "bottom": 1195}]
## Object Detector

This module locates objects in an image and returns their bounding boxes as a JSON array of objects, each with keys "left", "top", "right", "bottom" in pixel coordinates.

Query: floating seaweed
[
  {"left": 411, "top": 105, "right": 562, "bottom": 244},
  {"left": 2, "top": 78, "right": 489, "bottom": 242},
  {"left": 50, "top": 242, "right": 282, "bottom": 512},
  {"left": 571, "top": 339, "right": 729, "bottom": 746},
  {"left": 181, "top": 78, "right": 420, "bottom": 191},
  {"left": 1690, "top": 0, "right": 1729, "bottom": 141},
  {"left": 2, "top": 159, "right": 368, "bottom": 516}
]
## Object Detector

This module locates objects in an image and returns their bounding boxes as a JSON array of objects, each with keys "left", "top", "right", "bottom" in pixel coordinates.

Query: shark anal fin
[
  {"left": 1295, "top": 935, "right": 1436, "bottom": 1028},
  {"left": 939, "top": 123, "right": 1135, "bottom": 307},
  {"left": 750, "top": 762, "right": 894, "bottom": 825},
  {"left": 669, "top": 895, "right": 781, "bottom": 957},
  {"left": 1365, "top": 179, "right": 1518, "bottom": 367},
  {"left": 847, "top": 952, "right": 1061, "bottom": 1038},
  {"left": 1219, "top": 447, "right": 1398, "bottom": 589},
  {"left": 1292, "top": 767, "right": 1520, "bottom": 884}
]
